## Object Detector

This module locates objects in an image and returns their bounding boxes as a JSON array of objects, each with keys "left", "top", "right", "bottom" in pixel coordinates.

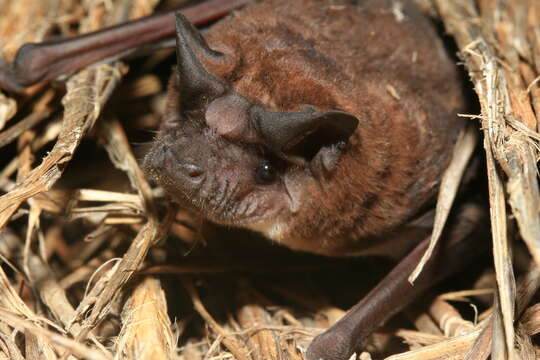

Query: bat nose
[
  {"left": 154, "top": 145, "right": 206, "bottom": 185},
  {"left": 178, "top": 163, "right": 204, "bottom": 179}
]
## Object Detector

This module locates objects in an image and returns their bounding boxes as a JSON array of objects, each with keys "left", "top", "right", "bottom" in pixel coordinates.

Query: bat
[
  {"left": 0, "top": 1, "right": 482, "bottom": 359},
  {"left": 145, "top": 0, "right": 467, "bottom": 255}
]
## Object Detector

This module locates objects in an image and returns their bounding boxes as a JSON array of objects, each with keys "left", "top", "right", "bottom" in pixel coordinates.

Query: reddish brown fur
[
  {"left": 144, "top": 0, "right": 467, "bottom": 256},
  {"left": 0, "top": 3, "right": 471, "bottom": 359},
  {"left": 190, "top": 0, "right": 466, "bottom": 255}
]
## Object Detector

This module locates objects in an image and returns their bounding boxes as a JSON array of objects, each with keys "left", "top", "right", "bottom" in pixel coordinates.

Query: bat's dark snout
[
  {"left": 160, "top": 146, "right": 206, "bottom": 186},
  {"left": 176, "top": 162, "right": 205, "bottom": 183},
  {"left": 146, "top": 141, "right": 206, "bottom": 189}
]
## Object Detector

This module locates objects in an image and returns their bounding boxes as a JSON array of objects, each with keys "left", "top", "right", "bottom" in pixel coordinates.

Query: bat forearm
[
  {"left": 306, "top": 202, "right": 488, "bottom": 360},
  {"left": 0, "top": 0, "right": 252, "bottom": 94}
]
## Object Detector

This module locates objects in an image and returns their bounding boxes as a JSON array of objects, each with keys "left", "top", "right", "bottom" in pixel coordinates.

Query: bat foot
[{"left": 306, "top": 328, "right": 356, "bottom": 360}]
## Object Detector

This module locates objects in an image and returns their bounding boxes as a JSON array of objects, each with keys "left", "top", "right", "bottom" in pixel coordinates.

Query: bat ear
[
  {"left": 175, "top": 13, "right": 226, "bottom": 110},
  {"left": 251, "top": 106, "right": 358, "bottom": 166}
]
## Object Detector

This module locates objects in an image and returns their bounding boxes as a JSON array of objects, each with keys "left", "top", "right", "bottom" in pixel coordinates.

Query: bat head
[{"left": 144, "top": 14, "right": 358, "bottom": 230}]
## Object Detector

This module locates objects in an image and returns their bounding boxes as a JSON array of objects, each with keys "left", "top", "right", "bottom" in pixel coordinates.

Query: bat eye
[{"left": 255, "top": 161, "right": 277, "bottom": 184}]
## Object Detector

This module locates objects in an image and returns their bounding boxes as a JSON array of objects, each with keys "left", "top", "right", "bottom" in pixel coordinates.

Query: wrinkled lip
[
  {"left": 148, "top": 173, "right": 278, "bottom": 227},
  {"left": 204, "top": 211, "right": 277, "bottom": 227}
]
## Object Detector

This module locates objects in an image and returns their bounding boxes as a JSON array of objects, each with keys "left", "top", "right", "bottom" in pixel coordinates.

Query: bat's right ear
[
  {"left": 174, "top": 13, "right": 227, "bottom": 111},
  {"left": 251, "top": 106, "right": 359, "bottom": 167}
]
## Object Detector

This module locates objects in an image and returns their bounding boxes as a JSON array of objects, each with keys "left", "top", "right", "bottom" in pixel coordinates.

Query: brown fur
[{"left": 146, "top": 0, "right": 467, "bottom": 256}]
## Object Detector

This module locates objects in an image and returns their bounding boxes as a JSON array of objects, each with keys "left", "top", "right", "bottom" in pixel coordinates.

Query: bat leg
[
  {"left": 306, "top": 202, "right": 488, "bottom": 360},
  {"left": 0, "top": 0, "right": 252, "bottom": 94}
]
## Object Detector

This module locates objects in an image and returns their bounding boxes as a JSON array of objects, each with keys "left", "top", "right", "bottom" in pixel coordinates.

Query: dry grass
[{"left": 0, "top": 0, "right": 539, "bottom": 359}]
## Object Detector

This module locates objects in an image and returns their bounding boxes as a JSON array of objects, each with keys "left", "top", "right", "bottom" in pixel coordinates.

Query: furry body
[{"left": 144, "top": 0, "right": 466, "bottom": 256}]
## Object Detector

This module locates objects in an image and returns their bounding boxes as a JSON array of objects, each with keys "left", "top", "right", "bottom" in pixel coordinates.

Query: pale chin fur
[{"left": 245, "top": 219, "right": 288, "bottom": 242}]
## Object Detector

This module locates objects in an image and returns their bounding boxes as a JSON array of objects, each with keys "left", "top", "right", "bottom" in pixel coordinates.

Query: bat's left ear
[
  {"left": 174, "top": 13, "right": 227, "bottom": 111},
  {"left": 250, "top": 106, "right": 358, "bottom": 168}
]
